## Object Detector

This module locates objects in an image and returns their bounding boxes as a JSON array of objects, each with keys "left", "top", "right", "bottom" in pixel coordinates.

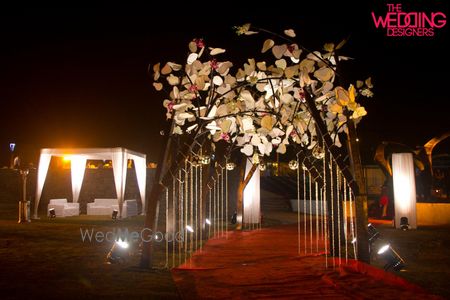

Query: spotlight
[
  {"left": 186, "top": 225, "right": 194, "bottom": 233},
  {"left": 288, "top": 160, "right": 299, "bottom": 170},
  {"left": 367, "top": 223, "right": 380, "bottom": 243},
  {"left": 226, "top": 162, "right": 236, "bottom": 171},
  {"left": 231, "top": 211, "right": 237, "bottom": 224},
  {"left": 377, "top": 244, "right": 405, "bottom": 271},
  {"left": 106, "top": 239, "right": 130, "bottom": 264},
  {"left": 400, "top": 217, "right": 409, "bottom": 231},
  {"left": 205, "top": 218, "right": 211, "bottom": 225},
  {"left": 48, "top": 208, "right": 56, "bottom": 218},
  {"left": 112, "top": 209, "right": 118, "bottom": 220}
]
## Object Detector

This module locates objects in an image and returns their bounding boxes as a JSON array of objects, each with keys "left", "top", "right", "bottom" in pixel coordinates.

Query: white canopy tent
[{"left": 34, "top": 148, "right": 146, "bottom": 218}]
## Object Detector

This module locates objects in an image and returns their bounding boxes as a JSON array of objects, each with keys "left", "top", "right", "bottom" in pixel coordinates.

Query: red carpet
[{"left": 172, "top": 224, "right": 441, "bottom": 299}]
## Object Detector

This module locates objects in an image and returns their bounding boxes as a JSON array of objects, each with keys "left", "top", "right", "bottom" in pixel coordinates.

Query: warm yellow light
[{"left": 63, "top": 156, "right": 71, "bottom": 162}]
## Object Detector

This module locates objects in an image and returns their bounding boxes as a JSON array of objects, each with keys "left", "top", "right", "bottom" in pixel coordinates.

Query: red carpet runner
[{"left": 172, "top": 224, "right": 440, "bottom": 299}]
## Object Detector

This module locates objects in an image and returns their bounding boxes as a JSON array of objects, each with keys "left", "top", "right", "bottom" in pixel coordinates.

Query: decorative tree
[{"left": 142, "top": 24, "right": 374, "bottom": 267}]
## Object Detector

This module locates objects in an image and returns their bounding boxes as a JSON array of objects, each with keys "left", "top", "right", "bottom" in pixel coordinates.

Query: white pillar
[
  {"left": 133, "top": 156, "right": 147, "bottom": 214},
  {"left": 243, "top": 160, "right": 260, "bottom": 224},
  {"left": 70, "top": 156, "right": 87, "bottom": 203},
  {"left": 112, "top": 150, "right": 127, "bottom": 218},
  {"left": 34, "top": 153, "right": 52, "bottom": 218},
  {"left": 392, "top": 153, "right": 417, "bottom": 229}
]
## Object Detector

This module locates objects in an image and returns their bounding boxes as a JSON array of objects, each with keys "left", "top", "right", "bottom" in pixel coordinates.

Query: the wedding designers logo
[{"left": 371, "top": 3, "right": 447, "bottom": 37}]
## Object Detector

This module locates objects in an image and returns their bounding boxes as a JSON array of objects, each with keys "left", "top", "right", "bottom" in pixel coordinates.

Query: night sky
[{"left": 1, "top": 1, "right": 449, "bottom": 166}]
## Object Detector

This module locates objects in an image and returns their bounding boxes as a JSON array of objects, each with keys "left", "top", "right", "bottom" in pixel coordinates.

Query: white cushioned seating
[
  {"left": 87, "top": 198, "right": 118, "bottom": 215},
  {"left": 112, "top": 199, "right": 138, "bottom": 218},
  {"left": 48, "top": 198, "right": 80, "bottom": 217}
]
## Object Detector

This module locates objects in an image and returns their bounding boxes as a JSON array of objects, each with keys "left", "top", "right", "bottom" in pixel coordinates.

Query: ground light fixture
[
  {"left": 231, "top": 211, "right": 237, "bottom": 224},
  {"left": 112, "top": 209, "right": 118, "bottom": 220},
  {"left": 106, "top": 239, "right": 130, "bottom": 264},
  {"left": 48, "top": 208, "right": 56, "bottom": 218},
  {"left": 367, "top": 223, "right": 380, "bottom": 243},
  {"left": 400, "top": 217, "right": 409, "bottom": 231},
  {"left": 377, "top": 244, "right": 405, "bottom": 271}
]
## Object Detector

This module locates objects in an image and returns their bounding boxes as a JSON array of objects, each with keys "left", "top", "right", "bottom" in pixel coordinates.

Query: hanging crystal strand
[
  {"left": 330, "top": 160, "right": 335, "bottom": 268},
  {"left": 336, "top": 163, "right": 342, "bottom": 266},
  {"left": 308, "top": 172, "right": 313, "bottom": 253},
  {"left": 178, "top": 169, "right": 183, "bottom": 266},
  {"left": 297, "top": 156, "right": 301, "bottom": 255},
  {"left": 184, "top": 161, "right": 188, "bottom": 261},
  {"left": 323, "top": 148, "right": 328, "bottom": 268},
  {"left": 208, "top": 185, "right": 212, "bottom": 239},
  {"left": 215, "top": 169, "right": 220, "bottom": 235},
  {"left": 172, "top": 176, "right": 176, "bottom": 268},
  {"left": 225, "top": 159, "right": 229, "bottom": 238},
  {"left": 194, "top": 165, "right": 198, "bottom": 252},
  {"left": 349, "top": 188, "right": 357, "bottom": 260},
  {"left": 221, "top": 166, "right": 224, "bottom": 237},
  {"left": 165, "top": 186, "right": 169, "bottom": 268},
  {"left": 217, "top": 173, "right": 220, "bottom": 233},
  {"left": 320, "top": 187, "right": 324, "bottom": 243},
  {"left": 315, "top": 181, "right": 319, "bottom": 253},
  {"left": 303, "top": 167, "right": 307, "bottom": 254},
  {"left": 343, "top": 175, "right": 348, "bottom": 263},
  {"left": 190, "top": 162, "right": 194, "bottom": 256},
  {"left": 215, "top": 171, "right": 219, "bottom": 234},
  {"left": 212, "top": 178, "right": 216, "bottom": 237},
  {"left": 200, "top": 164, "right": 203, "bottom": 249}
]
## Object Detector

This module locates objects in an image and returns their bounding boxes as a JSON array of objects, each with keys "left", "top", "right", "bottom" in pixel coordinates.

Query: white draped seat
[
  {"left": 87, "top": 198, "right": 118, "bottom": 215},
  {"left": 48, "top": 199, "right": 80, "bottom": 217}
]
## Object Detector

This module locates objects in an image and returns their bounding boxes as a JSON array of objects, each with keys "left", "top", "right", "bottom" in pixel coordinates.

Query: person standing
[{"left": 379, "top": 186, "right": 389, "bottom": 218}]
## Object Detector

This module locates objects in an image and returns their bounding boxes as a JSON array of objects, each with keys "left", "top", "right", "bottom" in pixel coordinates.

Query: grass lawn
[
  {"left": 1, "top": 202, "right": 449, "bottom": 299},
  {"left": 0, "top": 215, "right": 180, "bottom": 299},
  {"left": 371, "top": 224, "right": 450, "bottom": 299}
]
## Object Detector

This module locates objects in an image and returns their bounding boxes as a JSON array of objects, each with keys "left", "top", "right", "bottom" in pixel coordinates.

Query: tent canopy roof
[{"left": 40, "top": 147, "right": 146, "bottom": 160}]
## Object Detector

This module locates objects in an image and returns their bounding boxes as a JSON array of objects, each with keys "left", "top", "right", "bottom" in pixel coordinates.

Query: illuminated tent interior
[{"left": 34, "top": 147, "right": 146, "bottom": 218}]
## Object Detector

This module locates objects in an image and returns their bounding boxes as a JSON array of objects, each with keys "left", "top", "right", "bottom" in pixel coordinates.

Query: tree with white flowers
[{"left": 141, "top": 24, "right": 373, "bottom": 267}]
